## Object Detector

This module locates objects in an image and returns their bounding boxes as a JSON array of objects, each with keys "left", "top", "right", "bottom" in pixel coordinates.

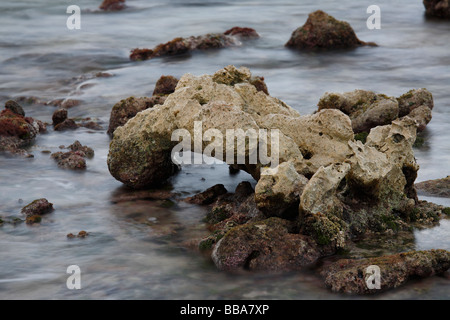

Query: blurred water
[{"left": 0, "top": 0, "right": 449, "bottom": 299}]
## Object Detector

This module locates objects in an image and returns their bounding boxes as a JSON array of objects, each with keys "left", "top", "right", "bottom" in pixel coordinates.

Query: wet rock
[
  {"left": 5, "top": 100, "right": 25, "bottom": 116},
  {"left": 54, "top": 119, "right": 78, "bottom": 131},
  {"left": 212, "top": 217, "right": 320, "bottom": 272},
  {"left": 21, "top": 198, "right": 54, "bottom": 217},
  {"left": 184, "top": 184, "right": 228, "bottom": 205},
  {"left": 107, "top": 75, "right": 178, "bottom": 137},
  {"left": 67, "top": 231, "right": 89, "bottom": 238},
  {"left": 249, "top": 76, "right": 269, "bottom": 95},
  {"left": 321, "top": 249, "right": 450, "bottom": 294},
  {"left": 416, "top": 176, "right": 450, "bottom": 198},
  {"left": 423, "top": 0, "right": 450, "bottom": 19},
  {"left": 52, "top": 108, "right": 68, "bottom": 126},
  {"left": 51, "top": 141, "right": 94, "bottom": 170},
  {"left": 318, "top": 88, "right": 434, "bottom": 133},
  {"left": 130, "top": 28, "right": 259, "bottom": 61},
  {"left": 100, "top": 0, "right": 126, "bottom": 11},
  {"left": 255, "top": 161, "right": 308, "bottom": 218},
  {"left": 285, "top": 10, "right": 376, "bottom": 50},
  {"left": 153, "top": 75, "right": 179, "bottom": 96}
]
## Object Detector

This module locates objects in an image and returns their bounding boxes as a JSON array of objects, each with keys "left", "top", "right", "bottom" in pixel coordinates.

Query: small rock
[
  {"left": 21, "top": 198, "right": 54, "bottom": 216},
  {"left": 52, "top": 108, "right": 68, "bottom": 126},
  {"left": 223, "top": 27, "right": 260, "bottom": 39},
  {"left": 5, "top": 100, "right": 25, "bottom": 116},
  {"left": 26, "top": 215, "right": 42, "bottom": 225},
  {"left": 100, "top": 0, "right": 126, "bottom": 11},
  {"left": 54, "top": 119, "right": 78, "bottom": 131},
  {"left": 415, "top": 176, "right": 450, "bottom": 198},
  {"left": 184, "top": 184, "right": 228, "bottom": 205},
  {"left": 153, "top": 75, "right": 179, "bottom": 96}
]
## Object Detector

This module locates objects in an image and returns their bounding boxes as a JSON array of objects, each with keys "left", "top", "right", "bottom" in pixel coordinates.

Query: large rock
[
  {"left": 423, "top": 0, "right": 450, "bottom": 19},
  {"left": 318, "top": 88, "right": 433, "bottom": 133},
  {"left": 285, "top": 10, "right": 376, "bottom": 50},
  {"left": 321, "top": 250, "right": 450, "bottom": 294},
  {"left": 212, "top": 217, "right": 320, "bottom": 272},
  {"left": 130, "top": 28, "right": 259, "bottom": 61}
]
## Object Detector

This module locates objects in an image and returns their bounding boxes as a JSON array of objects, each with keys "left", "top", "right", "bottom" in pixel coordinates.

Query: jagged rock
[
  {"left": 51, "top": 141, "right": 94, "bottom": 170},
  {"left": 318, "top": 88, "right": 434, "bottom": 133},
  {"left": 54, "top": 119, "right": 78, "bottom": 131},
  {"left": 153, "top": 75, "right": 179, "bottom": 96},
  {"left": 423, "top": 0, "right": 450, "bottom": 19},
  {"left": 285, "top": 10, "right": 376, "bottom": 50},
  {"left": 108, "top": 66, "right": 443, "bottom": 278},
  {"left": 416, "top": 176, "right": 450, "bottom": 198},
  {"left": 130, "top": 28, "right": 259, "bottom": 61},
  {"left": 321, "top": 249, "right": 450, "bottom": 294}
]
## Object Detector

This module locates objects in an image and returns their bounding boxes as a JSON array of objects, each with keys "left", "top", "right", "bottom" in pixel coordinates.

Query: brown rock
[{"left": 21, "top": 198, "right": 54, "bottom": 216}]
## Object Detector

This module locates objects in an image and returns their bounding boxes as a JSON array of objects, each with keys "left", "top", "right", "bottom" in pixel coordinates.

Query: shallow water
[{"left": 0, "top": 0, "right": 449, "bottom": 299}]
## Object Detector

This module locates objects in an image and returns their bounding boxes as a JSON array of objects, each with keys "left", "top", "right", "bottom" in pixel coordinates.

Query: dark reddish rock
[
  {"left": 100, "top": 0, "right": 126, "bottom": 11},
  {"left": 52, "top": 108, "right": 68, "bottom": 126},
  {"left": 130, "top": 28, "right": 258, "bottom": 61},
  {"left": 224, "top": 27, "right": 260, "bottom": 39},
  {"left": 249, "top": 76, "right": 269, "bottom": 95},
  {"left": 0, "top": 109, "right": 37, "bottom": 140},
  {"left": 423, "top": 0, "right": 450, "bottom": 19},
  {"left": 54, "top": 119, "right": 78, "bottom": 131},
  {"left": 321, "top": 249, "right": 450, "bottom": 294},
  {"left": 212, "top": 217, "right": 321, "bottom": 272},
  {"left": 153, "top": 75, "right": 179, "bottom": 96},
  {"left": 21, "top": 198, "right": 54, "bottom": 217},
  {"left": 107, "top": 96, "right": 166, "bottom": 137},
  {"left": 184, "top": 184, "right": 228, "bottom": 205},
  {"left": 68, "top": 140, "right": 95, "bottom": 158},
  {"left": 285, "top": 10, "right": 376, "bottom": 50},
  {"left": 415, "top": 176, "right": 450, "bottom": 198},
  {"left": 5, "top": 100, "right": 25, "bottom": 116}
]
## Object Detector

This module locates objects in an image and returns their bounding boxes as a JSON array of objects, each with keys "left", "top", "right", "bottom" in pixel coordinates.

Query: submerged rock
[
  {"left": 317, "top": 88, "right": 434, "bottom": 133},
  {"left": 416, "top": 176, "right": 450, "bottom": 198},
  {"left": 184, "top": 184, "right": 228, "bottom": 205},
  {"left": 130, "top": 28, "right": 259, "bottom": 61},
  {"left": 321, "top": 249, "right": 450, "bottom": 294},
  {"left": 21, "top": 199, "right": 54, "bottom": 217},
  {"left": 423, "top": 0, "right": 450, "bottom": 19},
  {"left": 285, "top": 10, "right": 376, "bottom": 50},
  {"left": 52, "top": 108, "right": 68, "bottom": 126},
  {"left": 100, "top": 0, "right": 126, "bottom": 11},
  {"left": 5, "top": 100, "right": 25, "bottom": 117}
]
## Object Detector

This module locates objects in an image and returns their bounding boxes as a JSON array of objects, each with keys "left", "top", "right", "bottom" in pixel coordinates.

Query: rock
[
  {"left": 255, "top": 161, "right": 309, "bottom": 218},
  {"left": 249, "top": 76, "right": 269, "bottom": 95},
  {"left": 21, "top": 198, "right": 54, "bottom": 216},
  {"left": 153, "top": 75, "right": 179, "bottom": 96},
  {"left": 26, "top": 215, "right": 42, "bottom": 225},
  {"left": 212, "top": 217, "right": 320, "bottom": 272},
  {"left": 0, "top": 107, "right": 41, "bottom": 156},
  {"left": 321, "top": 249, "right": 450, "bottom": 294},
  {"left": 67, "top": 231, "right": 88, "bottom": 238},
  {"left": 130, "top": 28, "right": 259, "bottom": 61},
  {"left": 50, "top": 141, "right": 94, "bottom": 170},
  {"left": 184, "top": 184, "right": 228, "bottom": 205},
  {"left": 318, "top": 88, "right": 434, "bottom": 133},
  {"left": 5, "top": 100, "right": 25, "bottom": 116},
  {"left": 54, "top": 119, "right": 78, "bottom": 131},
  {"left": 100, "top": 0, "right": 126, "bottom": 11},
  {"left": 107, "top": 76, "right": 177, "bottom": 137},
  {"left": 416, "top": 176, "right": 450, "bottom": 198},
  {"left": 285, "top": 10, "right": 376, "bottom": 50},
  {"left": 52, "top": 108, "right": 68, "bottom": 126},
  {"left": 423, "top": 0, "right": 450, "bottom": 19},
  {"left": 108, "top": 66, "right": 442, "bottom": 269}
]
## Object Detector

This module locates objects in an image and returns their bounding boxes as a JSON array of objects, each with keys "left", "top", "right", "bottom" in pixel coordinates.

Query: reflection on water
[{"left": 0, "top": 0, "right": 449, "bottom": 299}]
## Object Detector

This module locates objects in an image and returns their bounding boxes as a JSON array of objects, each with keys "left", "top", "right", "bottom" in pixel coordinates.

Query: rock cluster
[
  {"left": 51, "top": 141, "right": 94, "bottom": 170},
  {"left": 107, "top": 66, "right": 449, "bottom": 292}
]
